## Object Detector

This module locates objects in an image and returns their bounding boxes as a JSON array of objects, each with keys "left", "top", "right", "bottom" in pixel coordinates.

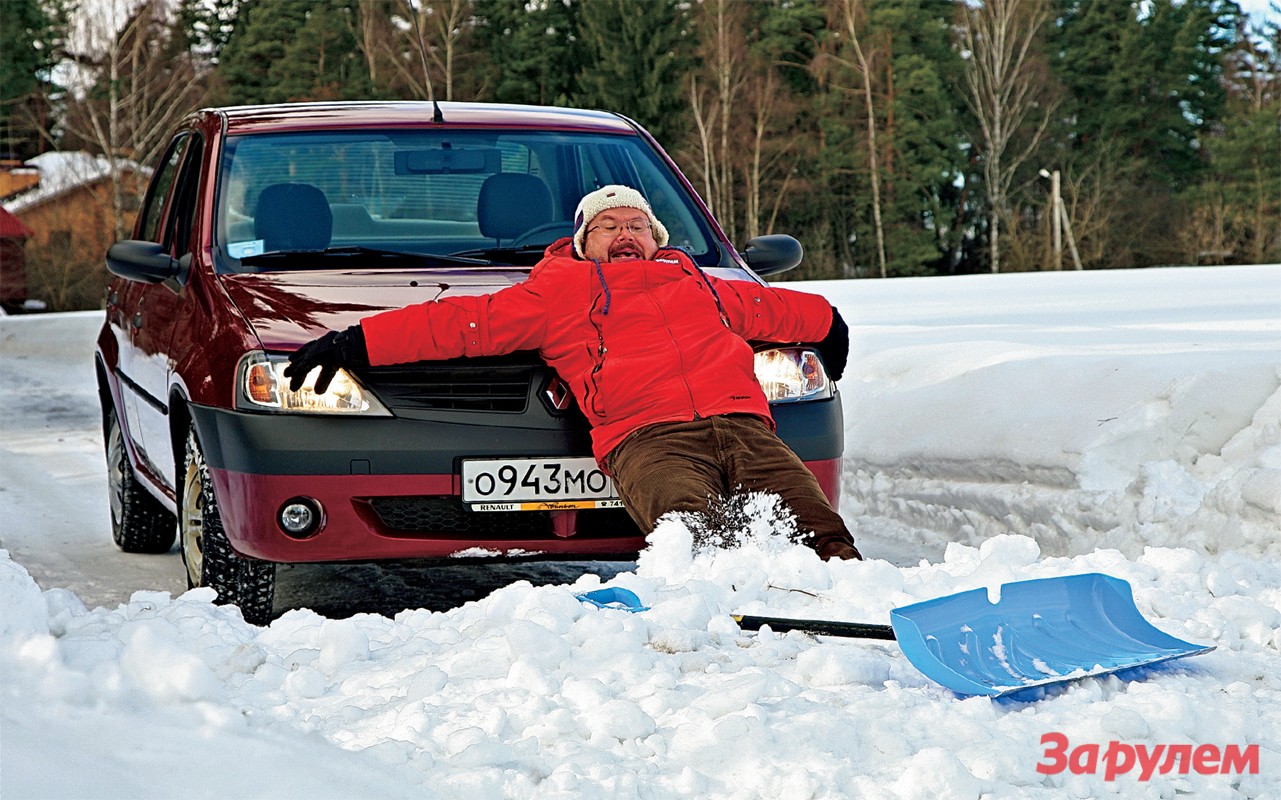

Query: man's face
[{"left": 582, "top": 207, "right": 658, "bottom": 262}]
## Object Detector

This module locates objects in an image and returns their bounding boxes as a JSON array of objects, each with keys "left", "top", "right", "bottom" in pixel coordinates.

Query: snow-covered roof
[{"left": 3, "top": 151, "right": 146, "bottom": 214}]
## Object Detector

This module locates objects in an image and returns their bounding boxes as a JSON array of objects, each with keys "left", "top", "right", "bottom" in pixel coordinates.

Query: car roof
[{"left": 213, "top": 101, "right": 638, "bottom": 136}]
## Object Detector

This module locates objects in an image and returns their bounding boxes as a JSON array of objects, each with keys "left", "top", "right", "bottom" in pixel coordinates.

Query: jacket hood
[{"left": 544, "top": 236, "right": 578, "bottom": 260}]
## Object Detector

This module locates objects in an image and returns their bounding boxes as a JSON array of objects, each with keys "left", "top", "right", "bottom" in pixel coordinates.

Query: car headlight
[
  {"left": 754, "top": 347, "right": 833, "bottom": 403},
  {"left": 236, "top": 352, "right": 391, "bottom": 415}
]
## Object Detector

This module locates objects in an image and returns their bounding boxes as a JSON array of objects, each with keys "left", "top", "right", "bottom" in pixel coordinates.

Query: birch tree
[
  {"left": 688, "top": 0, "right": 747, "bottom": 240},
  {"left": 961, "top": 0, "right": 1054, "bottom": 273},
  {"left": 382, "top": 0, "right": 472, "bottom": 101},
  {"left": 59, "top": 0, "right": 206, "bottom": 239},
  {"left": 826, "top": 0, "right": 887, "bottom": 278}
]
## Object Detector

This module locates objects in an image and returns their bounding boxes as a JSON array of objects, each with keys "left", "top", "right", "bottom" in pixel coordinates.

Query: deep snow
[{"left": 2, "top": 265, "right": 1278, "bottom": 799}]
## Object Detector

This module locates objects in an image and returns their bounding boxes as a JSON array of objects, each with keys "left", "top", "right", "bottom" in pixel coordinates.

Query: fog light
[{"left": 278, "top": 498, "right": 323, "bottom": 538}]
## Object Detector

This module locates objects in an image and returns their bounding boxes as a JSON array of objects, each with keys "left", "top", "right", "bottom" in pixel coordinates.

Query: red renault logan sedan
[{"left": 97, "top": 102, "right": 843, "bottom": 623}]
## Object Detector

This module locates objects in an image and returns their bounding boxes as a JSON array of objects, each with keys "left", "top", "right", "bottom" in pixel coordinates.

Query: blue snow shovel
[{"left": 582, "top": 575, "right": 1215, "bottom": 697}]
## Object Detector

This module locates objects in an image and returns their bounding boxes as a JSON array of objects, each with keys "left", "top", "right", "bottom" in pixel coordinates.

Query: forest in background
[{"left": 2, "top": 0, "right": 1278, "bottom": 291}]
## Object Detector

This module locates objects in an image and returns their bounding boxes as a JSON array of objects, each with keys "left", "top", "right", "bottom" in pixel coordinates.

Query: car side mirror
[
  {"left": 742, "top": 234, "right": 803, "bottom": 276},
  {"left": 106, "top": 240, "right": 179, "bottom": 283}
]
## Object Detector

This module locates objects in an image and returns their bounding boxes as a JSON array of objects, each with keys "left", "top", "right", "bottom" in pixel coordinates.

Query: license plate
[{"left": 461, "top": 457, "right": 622, "bottom": 511}]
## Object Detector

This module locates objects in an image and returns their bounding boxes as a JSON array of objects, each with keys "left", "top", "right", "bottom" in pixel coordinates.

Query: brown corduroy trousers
[{"left": 604, "top": 414, "right": 857, "bottom": 555}]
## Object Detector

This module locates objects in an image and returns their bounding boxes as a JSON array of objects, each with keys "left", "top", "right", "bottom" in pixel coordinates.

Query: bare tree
[
  {"left": 961, "top": 0, "right": 1055, "bottom": 273},
  {"left": 56, "top": 0, "right": 206, "bottom": 239},
  {"left": 373, "top": 0, "right": 470, "bottom": 101},
  {"left": 743, "top": 69, "right": 775, "bottom": 241},
  {"left": 686, "top": 1, "right": 800, "bottom": 246},
  {"left": 824, "top": 0, "right": 887, "bottom": 279},
  {"left": 688, "top": 0, "right": 747, "bottom": 241},
  {"left": 354, "top": 0, "right": 395, "bottom": 88}
]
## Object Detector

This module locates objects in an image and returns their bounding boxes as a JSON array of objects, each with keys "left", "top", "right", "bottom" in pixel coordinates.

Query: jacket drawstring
[
  {"left": 699, "top": 268, "right": 731, "bottom": 328},
  {"left": 592, "top": 258, "right": 611, "bottom": 316},
  {"left": 688, "top": 262, "right": 731, "bottom": 328}
]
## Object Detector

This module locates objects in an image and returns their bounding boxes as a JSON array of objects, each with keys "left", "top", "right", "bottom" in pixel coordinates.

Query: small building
[
  {"left": 2, "top": 152, "right": 147, "bottom": 311},
  {"left": 0, "top": 206, "right": 34, "bottom": 311}
]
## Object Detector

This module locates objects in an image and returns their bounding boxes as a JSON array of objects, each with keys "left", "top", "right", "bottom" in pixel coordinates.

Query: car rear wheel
[
  {"left": 181, "top": 425, "right": 276, "bottom": 625},
  {"left": 105, "top": 408, "right": 176, "bottom": 554}
]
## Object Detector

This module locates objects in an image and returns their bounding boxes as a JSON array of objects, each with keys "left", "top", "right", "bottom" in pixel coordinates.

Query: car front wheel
[
  {"left": 181, "top": 425, "right": 276, "bottom": 625},
  {"left": 105, "top": 407, "right": 176, "bottom": 554}
]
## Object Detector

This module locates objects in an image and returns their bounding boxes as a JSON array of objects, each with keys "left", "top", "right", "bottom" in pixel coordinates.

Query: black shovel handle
[{"left": 733, "top": 614, "right": 897, "bottom": 640}]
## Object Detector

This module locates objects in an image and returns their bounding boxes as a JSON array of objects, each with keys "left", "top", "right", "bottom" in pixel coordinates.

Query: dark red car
[{"left": 97, "top": 101, "right": 843, "bottom": 623}]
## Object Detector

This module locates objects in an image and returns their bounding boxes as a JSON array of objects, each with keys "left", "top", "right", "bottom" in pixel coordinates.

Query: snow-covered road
[{"left": 2, "top": 265, "right": 1278, "bottom": 799}]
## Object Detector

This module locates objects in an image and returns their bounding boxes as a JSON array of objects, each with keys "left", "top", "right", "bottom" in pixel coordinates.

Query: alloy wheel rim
[
  {"left": 181, "top": 444, "right": 205, "bottom": 587},
  {"left": 107, "top": 419, "right": 125, "bottom": 525}
]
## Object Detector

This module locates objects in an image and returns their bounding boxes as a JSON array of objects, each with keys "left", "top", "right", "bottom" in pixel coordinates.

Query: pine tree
[
  {"left": 0, "top": 0, "right": 67, "bottom": 158},
  {"left": 814, "top": 0, "right": 967, "bottom": 277},
  {"left": 269, "top": 0, "right": 369, "bottom": 102},
  {"left": 574, "top": 0, "right": 692, "bottom": 147},
  {"left": 215, "top": 0, "right": 315, "bottom": 104},
  {"left": 1185, "top": 11, "right": 1281, "bottom": 264},
  {"left": 739, "top": 0, "right": 834, "bottom": 279},
  {"left": 175, "top": 0, "right": 240, "bottom": 62},
  {"left": 1050, "top": 0, "right": 1242, "bottom": 267},
  {"left": 474, "top": 0, "right": 582, "bottom": 105},
  {"left": 881, "top": 0, "right": 970, "bottom": 274}
]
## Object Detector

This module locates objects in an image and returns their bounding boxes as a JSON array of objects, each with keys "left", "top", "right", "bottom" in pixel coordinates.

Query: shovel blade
[{"left": 889, "top": 573, "right": 1214, "bottom": 697}]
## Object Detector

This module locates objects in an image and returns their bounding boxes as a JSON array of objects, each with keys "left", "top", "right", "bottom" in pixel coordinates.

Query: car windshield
[{"left": 214, "top": 129, "right": 720, "bottom": 272}]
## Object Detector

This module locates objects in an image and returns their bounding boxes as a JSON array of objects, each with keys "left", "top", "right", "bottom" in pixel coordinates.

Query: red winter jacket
[{"left": 360, "top": 238, "right": 833, "bottom": 463}]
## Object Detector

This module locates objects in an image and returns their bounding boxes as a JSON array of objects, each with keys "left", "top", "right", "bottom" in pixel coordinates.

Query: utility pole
[
  {"left": 1051, "top": 169, "right": 1063, "bottom": 271},
  {"left": 1040, "top": 168, "right": 1081, "bottom": 270},
  {"left": 1041, "top": 168, "right": 1062, "bottom": 270}
]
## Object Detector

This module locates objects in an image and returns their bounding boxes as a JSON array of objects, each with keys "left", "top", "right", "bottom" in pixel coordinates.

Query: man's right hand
[{"left": 284, "top": 325, "right": 369, "bottom": 393}]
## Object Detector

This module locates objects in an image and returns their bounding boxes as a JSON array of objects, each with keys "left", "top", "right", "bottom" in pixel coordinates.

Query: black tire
[
  {"left": 180, "top": 426, "right": 276, "bottom": 625},
  {"left": 105, "top": 407, "right": 176, "bottom": 554}
]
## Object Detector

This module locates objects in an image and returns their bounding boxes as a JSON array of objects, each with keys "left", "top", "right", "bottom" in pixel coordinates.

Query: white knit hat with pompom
[{"left": 572, "top": 185, "right": 669, "bottom": 257}]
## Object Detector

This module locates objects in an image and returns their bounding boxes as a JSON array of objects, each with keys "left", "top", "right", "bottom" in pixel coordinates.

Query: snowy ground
[{"left": 2, "top": 265, "right": 1278, "bottom": 799}]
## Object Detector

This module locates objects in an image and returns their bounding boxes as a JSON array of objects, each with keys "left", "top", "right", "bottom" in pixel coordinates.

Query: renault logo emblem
[{"left": 543, "top": 377, "right": 574, "bottom": 411}]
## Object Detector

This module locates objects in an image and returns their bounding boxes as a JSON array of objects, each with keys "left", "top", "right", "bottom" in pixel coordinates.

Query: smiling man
[{"left": 287, "top": 185, "right": 861, "bottom": 560}]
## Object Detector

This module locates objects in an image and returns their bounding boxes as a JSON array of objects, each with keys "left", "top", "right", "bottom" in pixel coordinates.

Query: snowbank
[{"left": 827, "top": 265, "right": 1281, "bottom": 563}]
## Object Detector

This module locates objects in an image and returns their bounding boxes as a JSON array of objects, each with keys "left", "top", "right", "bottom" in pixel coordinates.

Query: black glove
[
  {"left": 284, "top": 325, "right": 369, "bottom": 393},
  {"left": 815, "top": 306, "right": 848, "bottom": 381}
]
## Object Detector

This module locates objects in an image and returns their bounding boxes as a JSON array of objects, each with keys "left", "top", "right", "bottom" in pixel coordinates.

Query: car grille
[
  {"left": 367, "top": 496, "right": 640, "bottom": 539},
  {"left": 363, "top": 363, "right": 533, "bottom": 412},
  {"left": 370, "top": 496, "right": 549, "bottom": 535}
]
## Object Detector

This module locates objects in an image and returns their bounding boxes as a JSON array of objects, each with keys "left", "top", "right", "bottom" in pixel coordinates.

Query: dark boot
[{"left": 817, "top": 539, "right": 863, "bottom": 561}]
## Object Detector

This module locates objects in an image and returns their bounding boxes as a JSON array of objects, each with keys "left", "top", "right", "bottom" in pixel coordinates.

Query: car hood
[{"left": 220, "top": 268, "right": 532, "bottom": 350}]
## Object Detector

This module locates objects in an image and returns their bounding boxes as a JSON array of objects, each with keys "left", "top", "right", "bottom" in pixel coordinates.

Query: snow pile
[
  {"left": 3, "top": 530, "right": 1278, "bottom": 798},
  {"left": 829, "top": 265, "right": 1281, "bottom": 562},
  {"left": 3, "top": 265, "right": 1280, "bottom": 798}
]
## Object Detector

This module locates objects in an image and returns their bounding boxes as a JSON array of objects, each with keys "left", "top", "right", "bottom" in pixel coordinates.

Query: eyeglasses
[{"left": 586, "top": 218, "right": 652, "bottom": 237}]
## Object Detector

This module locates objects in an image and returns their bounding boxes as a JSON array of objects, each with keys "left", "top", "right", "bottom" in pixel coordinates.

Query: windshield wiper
[
  {"left": 448, "top": 244, "right": 549, "bottom": 261},
  {"left": 239, "top": 246, "right": 490, "bottom": 267}
]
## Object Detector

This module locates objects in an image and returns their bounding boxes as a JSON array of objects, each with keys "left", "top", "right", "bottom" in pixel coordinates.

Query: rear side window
[{"left": 214, "top": 129, "right": 717, "bottom": 270}]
